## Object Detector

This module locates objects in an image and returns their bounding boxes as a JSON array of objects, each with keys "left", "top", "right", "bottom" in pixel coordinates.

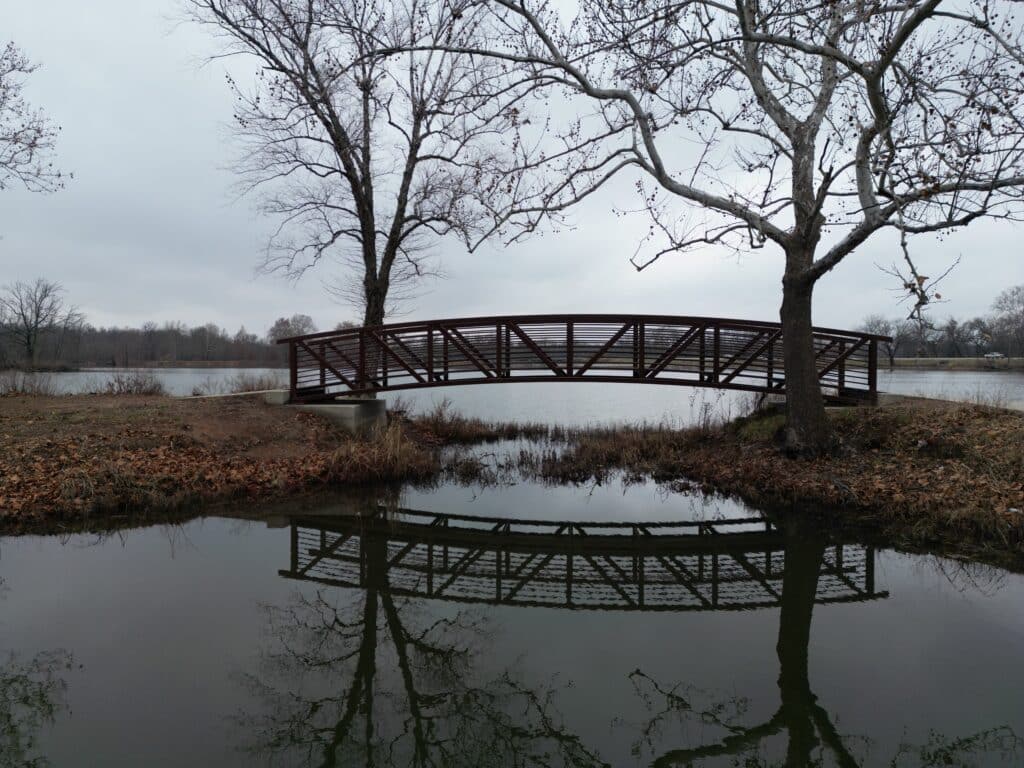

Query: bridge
[
  {"left": 278, "top": 314, "right": 887, "bottom": 404},
  {"left": 280, "top": 509, "right": 886, "bottom": 612}
]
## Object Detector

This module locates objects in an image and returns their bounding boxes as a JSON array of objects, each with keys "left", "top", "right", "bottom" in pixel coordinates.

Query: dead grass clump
[
  {"left": 226, "top": 371, "right": 286, "bottom": 393},
  {"left": 103, "top": 371, "right": 166, "bottom": 396},
  {"left": 406, "top": 399, "right": 551, "bottom": 445},
  {"left": 0, "top": 370, "right": 57, "bottom": 396},
  {"left": 326, "top": 422, "right": 440, "bottom": 484},
  {"left": 519, "top": 423, "right": 697, "bottom": 483},
  {"left": 193, "top": 371, "right": 286, "bottom": 395}
]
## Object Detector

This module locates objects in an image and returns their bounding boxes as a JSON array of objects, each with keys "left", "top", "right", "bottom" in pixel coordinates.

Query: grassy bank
[
  {"left": 1, "top": 393, "right": 1021, "bottom": 564},
  {"left": 0, "top": 394, "right": 445, "bottom": 532},
  {"left": 0, "top": 393, "right": 554, "bottom": 533}
]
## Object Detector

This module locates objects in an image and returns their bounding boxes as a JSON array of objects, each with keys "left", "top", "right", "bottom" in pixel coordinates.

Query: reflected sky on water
[{"left": 1, "top": 483, "right": 1022, "bottom": 766}]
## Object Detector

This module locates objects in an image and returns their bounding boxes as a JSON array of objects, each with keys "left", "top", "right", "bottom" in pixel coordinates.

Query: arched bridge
[
  {"left": 278, "top": 314, "right": 887, "bottom": 404},
  {"left": 280, "top": 509, "right": 886, "bottom": 612}
]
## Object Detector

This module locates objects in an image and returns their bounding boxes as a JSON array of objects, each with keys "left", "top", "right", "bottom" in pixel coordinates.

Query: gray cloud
[{"left": 2, "top": 0, "right": 1021, "bottom": 337}]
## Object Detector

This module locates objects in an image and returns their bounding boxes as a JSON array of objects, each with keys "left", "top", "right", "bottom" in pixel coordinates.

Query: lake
[
  {"left": 35, "top": 366, "right": 1024, "bottom": 425},
  {"left": 1, "top": 479, "right": 1022, "bottom": 766}
]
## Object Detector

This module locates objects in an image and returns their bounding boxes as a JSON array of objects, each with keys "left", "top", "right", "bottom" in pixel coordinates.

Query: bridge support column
[{"left": 289, "top": 398, "right": 387, "bottom": 434}]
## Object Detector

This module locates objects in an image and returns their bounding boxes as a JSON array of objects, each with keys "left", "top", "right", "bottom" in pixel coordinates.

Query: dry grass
[
  {"left": 400, "top": 398, "right": 552, "bottom": 445},
  {"left": 326, "top": 421, "right": 440, "bottom": 483},
  {"left": 0, "top": 370, "right": 58, "bottom": 396},
  {"left": 191, "top": 371, "right": 286, "bottom": 396},
  {"left": 102, "top": 371, "right": 166, "bottom": 396},
  {"left": 0, "top": 395, "right": 443, "bottom": 529}
]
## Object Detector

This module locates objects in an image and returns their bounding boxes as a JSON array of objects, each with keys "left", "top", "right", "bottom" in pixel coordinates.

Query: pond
[{"left": 2, "top": 479, "right": 1022, "bottom": 767}]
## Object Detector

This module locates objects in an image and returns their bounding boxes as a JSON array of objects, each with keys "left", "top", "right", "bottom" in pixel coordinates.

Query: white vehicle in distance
[{"left": 983, "top": 352, "right": 1007, "bottom": 360}]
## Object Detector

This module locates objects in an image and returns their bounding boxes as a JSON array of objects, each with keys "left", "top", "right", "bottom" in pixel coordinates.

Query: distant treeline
[
  {"left": 861, "top": 284, "right": 1024, "bottom": 364},
  {"left": 0, "top": 321, "right": 288, "bottom": 368},
  {"left": 0, "top": 277, "right": 332, "bottom": 369}
]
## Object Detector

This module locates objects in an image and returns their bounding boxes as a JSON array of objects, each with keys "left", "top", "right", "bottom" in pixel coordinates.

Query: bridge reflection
[{"left": 280, "top": 509, "right": 887, "bottom": 612}]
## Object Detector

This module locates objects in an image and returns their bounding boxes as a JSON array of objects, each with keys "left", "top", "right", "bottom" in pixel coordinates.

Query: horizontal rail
[
  {"left": 279, "top": 313, "right": 888, "bottom": 403},
  {"left": 281, "top": 511, "right": 887, "bottom": 613}
]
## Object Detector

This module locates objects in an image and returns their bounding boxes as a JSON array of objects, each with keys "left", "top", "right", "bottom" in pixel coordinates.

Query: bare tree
[
  {"left": 188, "top": 0, "right": 533, "bottom": 330},
  {"left": 878, "top": 249, "right": 959, "bottom": 357},
  {"left": 0, "top": 43, "right": 66, "bottom": 193},
  {"left": 416, "top": 0, "right": 1024, "bottom": 452},
  {"left": 267, "top": 313, "right": 318, "bottom": 343},
  {"left": 993, "top": 284, "right": 1024, "bottom": 357},
  {"left": 0, "top": 279, "right": 79, "bottom": 368},
  {"left": 859, "top": 315, "right": 897, "bottom": 367}
]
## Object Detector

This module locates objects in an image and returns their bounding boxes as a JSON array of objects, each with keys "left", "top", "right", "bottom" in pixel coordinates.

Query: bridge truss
[
  {"left": 280, "top": 510, "right": 886, "bottom": 612},
  {"left": 278, "top": 314, "right": 887, "bottom": 403}
]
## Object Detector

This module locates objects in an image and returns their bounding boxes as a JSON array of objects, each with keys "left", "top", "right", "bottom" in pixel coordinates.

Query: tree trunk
[
  {"left": 362, "top": 284, "right": 386, "bottom": 329},
  {"left": 776, "top": 524, "right": 826, "bottom": 766},
  {"left": 780, "top": 276, "right": 834, "bottom": 455},
  {"left": 358, "top": 280, "right": 387, "bottom": 392}
]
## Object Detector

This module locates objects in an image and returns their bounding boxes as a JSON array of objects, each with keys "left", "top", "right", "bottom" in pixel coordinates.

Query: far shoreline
[{"left": 888, "top": 357, "right": 1023, "bottom": 371}]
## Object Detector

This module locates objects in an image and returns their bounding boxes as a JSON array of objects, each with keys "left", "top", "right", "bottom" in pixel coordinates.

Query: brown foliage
[{"left": 0, "top": 395, "right": 439, "bottom": 528}]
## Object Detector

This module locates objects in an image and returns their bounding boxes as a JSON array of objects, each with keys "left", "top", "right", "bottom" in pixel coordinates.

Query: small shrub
[
  {"left": 225, "top": 371, "right": 286, "bottom": 393},
  {"left": 408, "top": 398, "right": 550, "bottom": 444},
  {"left": 103, "top": 371, "right": 166, "bottom": 396},
  {"left": 189, "top": 372, "right": 286, "bottom": 396}
]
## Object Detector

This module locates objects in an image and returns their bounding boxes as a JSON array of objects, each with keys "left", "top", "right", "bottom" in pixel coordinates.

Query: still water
[
  {"left": 42, "top": 366, "right": 1024, "bottom": 424},
  {"left": 2, "top": 480, "right": 1022, "bottom": 767}
]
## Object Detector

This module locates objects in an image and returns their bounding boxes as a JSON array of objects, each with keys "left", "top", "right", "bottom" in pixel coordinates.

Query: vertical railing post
[
  {"left": 358, "top": 329, "right": 366, "bottom": 390},
  {"left": 288, "top": 341, "right": 297, "bottom": 401},
  {"left": 290, "top": 523, "right": 298, "bottom": 571},
  {"left": 837, "top": 339, "right": 846, "bottom": 394},
  {"left": 699, "top": 325, "right": 706, "bottom": 382},
  {"left": 868, "top": 338, "right": 878, "bottom": 403},
  {"left": 319, "top": 341, "right": 326, "bottom": 391},
  {"left": 566, "top": 320, "right": 574, "bottom": 376},
  {"left": 443, "top": 327, "right": 449, "bottom": 382},
  {"left": 638, "top": 321, "right": 645, "bottom": 377},
  {"left": 712, "top": 554, "right": 719, "bottom": 607},
  {"left": 496, "top": 321, "right": 503, "bottom": 378},
  {"left": 426, "top": 324, "right": 434, "bottom": 383},
  {"left": 505, "top": 326, "right": 511, "bottom": 373},
  {"left": 712, "top": 324, "right": 721, "bottom": 384}
]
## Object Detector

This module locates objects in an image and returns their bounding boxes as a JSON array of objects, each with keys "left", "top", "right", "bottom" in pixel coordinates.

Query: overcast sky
[{"left": 3, "top": 0, "right": 1022, "bottom": 339}]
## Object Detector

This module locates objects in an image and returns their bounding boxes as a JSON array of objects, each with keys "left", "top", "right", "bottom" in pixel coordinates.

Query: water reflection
[
  {"left": 240, "top": 523, "right": 604, "bottom": 766},
  {"left": 254, "top": 511, "right": 1020, "bottom": 767},
  {"left": 0, "top": 576, "right": 73, "bottom": 768},
  {"left": 280, "top": 510, "right": 885, "bottom": 612}
]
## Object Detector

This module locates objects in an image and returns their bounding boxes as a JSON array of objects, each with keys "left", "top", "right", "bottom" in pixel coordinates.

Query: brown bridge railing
[
  {"left": 278, "top": 314, "right": 887, "bottom": 403},
  {"left": 280, "top": 510, "right": 886, "bottom": 612}
]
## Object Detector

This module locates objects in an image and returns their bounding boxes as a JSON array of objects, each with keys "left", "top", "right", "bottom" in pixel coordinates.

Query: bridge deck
[
  {"left": 280, "top": 510, "right": 886, "bottom": 612},
  {"left": 278, "top": 314, "right": 886, "bottom": 403}
]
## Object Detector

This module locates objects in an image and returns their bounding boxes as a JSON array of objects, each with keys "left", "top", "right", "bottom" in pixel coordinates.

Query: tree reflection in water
[
  {"left": 0, "top": 573, "right": 73, "bottom": 768},
  {"left": 236, "top": 531, "right": 605, "bottom": 767},
  {"left": 249, "top": 514, "right": 1021, "bottom": 767},
  {"left": 629, "top": 527, "right": 1022, "bottom": 767}
]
